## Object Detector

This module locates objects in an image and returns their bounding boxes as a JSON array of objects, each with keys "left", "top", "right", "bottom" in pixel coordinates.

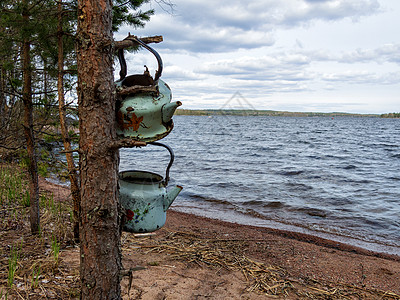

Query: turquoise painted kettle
[
  {"left": 116, "top": 37, "right": 181, "bottom": 142},
  {"left": 119, "top": 142, "right": 182, "bottom": 233}
]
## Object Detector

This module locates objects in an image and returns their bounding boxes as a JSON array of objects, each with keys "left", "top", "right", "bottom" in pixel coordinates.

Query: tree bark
[
  {"left": 57, "top": 0, "right": 81, "bottom": 242},
  {"left": 22, "top": 3, "right": 40, "bottom": 235},
  {"left": 0, "top": 66, "right": 5, "bottom": 129},
  {"left": 76, "top": 0, "right": 121, "bottom": 298}
]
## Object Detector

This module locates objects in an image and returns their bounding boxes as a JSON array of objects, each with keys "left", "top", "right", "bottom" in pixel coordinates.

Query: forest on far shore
[{"left": 176, "top": 109, "right": 400, "bottom": 118}]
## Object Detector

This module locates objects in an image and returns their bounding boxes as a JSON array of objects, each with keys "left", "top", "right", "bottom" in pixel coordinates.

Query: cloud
[
  {"left": 291, "top": 43, "right": 400, "bottom": 66},
  {"left": 198, "top": 54, "right": 310, "bottom": 72},
  {"left": 163, "top": 65, "right": 204, "bottom": 81},
  {"left": 118, "top": 0, "right": 399, "bottom": 113},
  {"left": 131, "top": 14, "right": 275, "bottom": 53},
  {"left": 163, "top": 42, "right": 399, "bottom": 107},
  {"left": 375, "top": 44, "right": 400, "bottom": 64},
  {"left": 281, "top": 0, "right": 381, "bottom": 26},
  {"left": 321, "top": 70, "right": 400, "bottom": 85},
  {"left": 321, "top": 70, "right": 377, "bottom": 83},
  {"left": 133, "top": 0, "right": 382, "bottom": 53}
]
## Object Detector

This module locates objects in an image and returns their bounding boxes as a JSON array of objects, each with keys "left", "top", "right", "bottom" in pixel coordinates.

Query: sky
[{"left": 115, "top": 0, "right": 400, "bottom": 114}]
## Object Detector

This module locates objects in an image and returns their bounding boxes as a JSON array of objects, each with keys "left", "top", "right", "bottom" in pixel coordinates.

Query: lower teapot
[{"left": 119, "top": 142, "right": 182, "bottom": 233}]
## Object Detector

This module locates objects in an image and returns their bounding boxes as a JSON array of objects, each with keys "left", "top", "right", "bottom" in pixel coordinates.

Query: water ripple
[{"left": 120, "top": 115, "right": 400, "bottom": 251}]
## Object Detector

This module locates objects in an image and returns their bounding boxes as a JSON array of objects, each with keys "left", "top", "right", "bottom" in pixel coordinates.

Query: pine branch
[{"left": 114, "top": 1, "right": 131, "bottom": 8}]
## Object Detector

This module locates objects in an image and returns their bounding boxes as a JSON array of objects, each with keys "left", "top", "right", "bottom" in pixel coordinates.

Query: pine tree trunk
[
  {"left": 57, "top": 0, "right": 81, "bottom": 242},
  {"left": 22, "top": 6, "right": 40, "bottom": 235},
  {"left": 76, "top": 0, "right": 121, "bottom": 298},
  {"left": 0, "top": 67, "right": 5, "bottom": 129}
]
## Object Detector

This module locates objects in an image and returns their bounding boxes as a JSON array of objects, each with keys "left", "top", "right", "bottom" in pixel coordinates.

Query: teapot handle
[
  {"left": 117, "top": 37, "right": 163, "bottom": 82},
  {"left": 134, "top": 37, "right": 163, "bottom": 82},
  {"left": 118, "top": 48, "right": 127, "bottom": 81},
  {"left": 148, "top": 142, "right": 174, "bottom": 185}
]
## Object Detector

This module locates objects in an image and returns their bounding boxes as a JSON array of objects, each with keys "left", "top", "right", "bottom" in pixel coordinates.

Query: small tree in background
[{"left": 0, "top": 0, "right": 60, "bottom": 234}]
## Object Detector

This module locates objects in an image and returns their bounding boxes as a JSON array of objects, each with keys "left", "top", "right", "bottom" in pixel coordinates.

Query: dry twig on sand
[{"left": 136, "top": 230, "right": 400, "bottom": 299}]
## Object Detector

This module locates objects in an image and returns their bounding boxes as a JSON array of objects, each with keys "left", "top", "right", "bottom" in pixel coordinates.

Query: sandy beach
[
  {"left": 1, "top": 177, "right": 399, "bottom": 299},
  {"left": 43, "top": 178, "right": 400, "bottom": 299},
  {"left": 116, "top": 209, "right": 400, "bottom": 299}
]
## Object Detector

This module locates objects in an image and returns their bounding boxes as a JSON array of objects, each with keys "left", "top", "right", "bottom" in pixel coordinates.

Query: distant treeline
[
  {"left": 380, "top": 112, "right": 400, "bottom": 118},
  {"left": 175, "top": 109, "right": 385, "bottom": 118}
]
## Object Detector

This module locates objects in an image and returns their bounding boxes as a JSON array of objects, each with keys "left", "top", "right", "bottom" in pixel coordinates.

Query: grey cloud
[
  {"left": 171, "top": 48, "right": 398, "bottom": 103},
  {"left": 282, "top": 0, "right": 381, "bottom": 26},
  {"left": 320, "top": 70, "right": 400, "bottom": 85},
  {"left": 304, "top": 43, "right": 400, "bottom": 64},
  {"left": 172, "top": 1, "right": 277, "bottom": 31},
  {"left": 304, "top": 0, "right": 330, "bottom": 2},
  {"left": 122, "top": 0, "right": 398, "bottom": 113},
  {"left": 174, "top": 0, "right": 380, "bottom": 29},
  {"left": 341, "top": 49, "right": 377, "bottom": 63},
  {"left": 376, "top": 44, "right": 400, "bottom": 64},
  {"left": 132, "top": 0, "right": 381, "bottom": 53},
  {"left": 321, "top": 71, "right": 376, "bottom": 82},
  {"left": 132, "top": 20, "right": 275, "bottom": 53},
  {"left": 195, "top": 54, "right": 312, "bottom": 82},
  {"left": 162, "top": 66, "right": 205, "bottom": 81},
  {"left": 380, "top": 72, "right": 400, "bottom": 85},
  {"left": 339, "top": 45, "right": 400, "bottom": 64}
]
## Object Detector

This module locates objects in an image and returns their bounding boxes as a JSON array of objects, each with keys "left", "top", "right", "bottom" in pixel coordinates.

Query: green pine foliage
[
  {"left": 112, "top": 0, "right": 154, "bottom": 32},
  {"left": 0, "top": 0, "right": 153, "bottom": 159},
  {"left": 0, "top": 0, "right": 61, "bottom": 157}
]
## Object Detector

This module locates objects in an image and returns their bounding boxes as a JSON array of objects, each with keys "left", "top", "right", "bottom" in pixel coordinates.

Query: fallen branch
[
  {"left": 114, "top": 34, "right": 163, "bottom": 51},
  {"left": 117, "top": 85, "right": 158, "bottom": 96},
  {"left": 108, "top": 139, "right": 147, "bottom": 150}
]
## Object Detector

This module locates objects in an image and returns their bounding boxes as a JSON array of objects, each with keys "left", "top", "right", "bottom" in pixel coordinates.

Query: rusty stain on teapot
[{"left": 115, "top": 37, "right": 181, "bottom": 142}]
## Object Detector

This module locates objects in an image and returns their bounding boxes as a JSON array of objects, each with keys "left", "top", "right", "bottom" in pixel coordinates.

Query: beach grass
[
  {"left": 0, "top": 163, "right": 79, "bottom": 299},
  {"left": 1, "top": 162, "right": 400, "bottom": 299}
]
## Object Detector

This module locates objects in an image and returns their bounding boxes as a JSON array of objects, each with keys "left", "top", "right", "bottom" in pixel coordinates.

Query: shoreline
[
  {"left": 47, "top": 171, "right": 400, "bottom": 257},
  {"left": 43, "top": 176, "right": 400, "bottom": 259},
  {"left": 171, "top": 205, "right": 400, "bottom": 257},
  {"left": 167, "top": 209, "right": 400, "bottom": 262},
  {"left": 37, "top": 177, "right": 400, "bottom": 297}
]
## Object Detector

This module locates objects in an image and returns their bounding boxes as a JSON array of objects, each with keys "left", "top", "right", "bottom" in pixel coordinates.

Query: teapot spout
[
  {"left": 162, "top": 101, "right": 182, "bottom": 124},
  {"left": 164, "top": 185, "right": 183, "bottom": 211}
]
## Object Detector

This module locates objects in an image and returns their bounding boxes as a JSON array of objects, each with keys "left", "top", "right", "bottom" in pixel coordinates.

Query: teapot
[
  {"left": 116, "top": 37, "right": 181, "bottom": 142},
  {"left": 119, "top": 142, "right": 182, "bottom": 233}
]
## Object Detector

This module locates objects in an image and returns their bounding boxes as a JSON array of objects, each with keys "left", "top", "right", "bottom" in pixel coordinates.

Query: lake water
[{"left": 120, "top": 115, "right": 400, "bottom": 255}]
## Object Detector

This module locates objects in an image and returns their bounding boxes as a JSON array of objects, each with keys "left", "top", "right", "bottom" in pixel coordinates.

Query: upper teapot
[{"left": 115, "top": 37, "right": 181, "bottom": 142}]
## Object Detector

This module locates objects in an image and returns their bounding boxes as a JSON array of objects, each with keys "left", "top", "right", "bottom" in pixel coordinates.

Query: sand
[
  {"left": 46, "top": 178, "right": 400, "bottom": 299},
  {"left": 3, "top": 177, "right": 399, "bottom": 299},
  {"left": 126, "top": 210, "right": 399, "bottom": 299}
]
